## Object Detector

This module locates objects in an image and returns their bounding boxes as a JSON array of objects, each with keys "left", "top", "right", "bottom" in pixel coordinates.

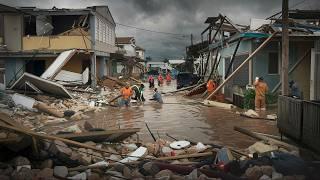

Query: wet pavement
[{"left": 90, "top": 80, "right": 278, "bottom": 150}]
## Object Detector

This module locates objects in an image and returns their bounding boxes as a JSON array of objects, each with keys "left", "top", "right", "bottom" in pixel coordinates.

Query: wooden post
[
  {"left": 224, "top": 38, "right": 242, "bottom": 79},
  {"left": 281, "top": 0, "right": 289, "bottom": 95},
  {"left": 205, "top": 31, "right": 278, "bottom": 100}
]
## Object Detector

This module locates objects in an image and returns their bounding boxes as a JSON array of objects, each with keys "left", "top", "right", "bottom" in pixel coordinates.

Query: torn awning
[
  {"left": 41, "top": 49, "right": 77, "bottom": 80},
  {"left": 10, "top": 73, "right": 73, "bottom": 98}
]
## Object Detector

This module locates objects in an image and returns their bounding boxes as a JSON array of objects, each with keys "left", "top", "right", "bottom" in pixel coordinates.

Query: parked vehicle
[{"left": 176, "top": 72, "right": 200, "bottom": 89}]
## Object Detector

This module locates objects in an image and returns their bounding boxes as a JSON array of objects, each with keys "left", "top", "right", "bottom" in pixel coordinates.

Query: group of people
[
  {"left": 148, "top": 73, "right": 171, "bottom": 88},
  {"left": 119, "top": 80, "right": 164, "bottom": 107}
]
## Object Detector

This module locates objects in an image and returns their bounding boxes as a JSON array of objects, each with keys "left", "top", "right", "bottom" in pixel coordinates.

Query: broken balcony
[{"left": 22, "top": 14, "right": 92, "bottom": 51}]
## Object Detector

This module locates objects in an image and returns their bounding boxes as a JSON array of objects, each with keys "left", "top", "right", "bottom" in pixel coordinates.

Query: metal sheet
[
  {"left": 10, "top": 73, "right": 73, "bottom": 98},
  {"left": 41, "top": 49, "right": 76, "bottom": 80}
]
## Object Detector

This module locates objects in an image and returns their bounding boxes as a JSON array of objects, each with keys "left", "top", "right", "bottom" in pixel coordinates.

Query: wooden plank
[
  {"left": 0, "top": 112, "right": 24, "bottom": 128},
  {"left": 0, "top": 123, "right": 139, "bottom": 158},
  {"left": 153, "top": 151, "right": 215, "bottom": 161},
  {"left": 56, "top": 128, "right": 140, "bottom": 142},
  {"left": 234, "top": 126, "right": 298, "bottom": 151},
  {"left": 281, "top": 0, "right": 289, "bottom": 96}
]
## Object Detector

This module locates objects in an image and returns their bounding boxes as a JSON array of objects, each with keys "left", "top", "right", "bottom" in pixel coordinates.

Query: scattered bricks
[
  {"left": 53, "top": 166, "right": 68, "bottom": 178},
  {"left": 91, "top": 151, "right": 104, "bottom": 163},
  {"left": 40, "top": 159, "right": 53, "bottom": 169},
  {"left": 155, "top": 170, "right": 173, "bottom": 179},
  {"left": 34, "top": 168, "right": 53, "bottom": 179},
  {"left": 0, "top": 166, "right": 13, "bottom": 176},
  {"left": 78, "top": 148, "right": 92, "bottom": 165},
  {"left": 185, "top": 169, "right": 198, "bottom": 180},
  {"left": 11, "top": 156, "right": 30, "bottom": 167},
  {"left": 48, "top": 140, "right": 72, "bottom": 158},
  {"left": 0, "top": 132, "right": 7, "bottom": 139},
  {"left": 0, "top": 175, "right": 9, "bottom": 180},
  {"left": 142, "top": 162, "right": 160, "bottom": 176},
  {"left": 261, "top": 166, "right": 273, "bottom": 177},
  {"left": 272, "top": 171, "right": 283, "bottom": 180},
  {"left": 122, "top": 166, "right": 132, "bottom": 179},
  {"left": 88, "top": 172, "right": 101, "bottom": 180},
  {"left": 84, "top": 141, "right": 96, "bottom": 146},
  {"left": 260, "top": 174, "right": 271, "bottom": 180},
  {"left": 131, "top": 169, "right": 144, "bottom": 179},
  {"left": 245, "top": 166, "right": 263, "bottom": 180},
  {"left": 11, "top": 167, "right": 33, "bottom": 180}
]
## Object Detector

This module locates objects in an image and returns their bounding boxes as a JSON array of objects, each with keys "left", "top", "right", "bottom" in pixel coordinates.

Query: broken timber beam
[
  {"left": 234, "top": 126, "right": 298, "bottom": 151},
  {"left": 33, "top": 102, "right": 64, "bottom": 118},
  {"left": 205, "top": 31, "right": 278, "bottom": 100},
  {"left": 56, "top": 128, "right": 140, "bottom": 143},
  {"left": 108, "top": 94, "right": 122, "bottom": 104},
  {"left": 162, "top": 84, "right": 198, "bottom": 94},
  {"left": 153, "top": 151, "right": 215, "bottom": 161},
  {"left": 0, "top": 123, "right": 139, "bottom": 158}
]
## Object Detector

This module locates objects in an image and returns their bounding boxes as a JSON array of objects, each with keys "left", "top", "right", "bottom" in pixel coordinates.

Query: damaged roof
[
  {"left": 135, "top": 46, "right": 145, "bottom": 51},
  {"left": 116, "top": 37, "right": 135, "bottom": 45},
  {"left": 0, "top": 4, "right": 115, "bottom": 25}
]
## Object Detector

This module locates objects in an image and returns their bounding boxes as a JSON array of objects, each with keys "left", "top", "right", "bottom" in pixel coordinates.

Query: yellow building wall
[{"left": 23, "top": 36, "right": 92, "bottom": 51}]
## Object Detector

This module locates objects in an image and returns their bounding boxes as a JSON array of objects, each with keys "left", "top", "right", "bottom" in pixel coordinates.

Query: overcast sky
[{"left": 1, "top": 0, "right": 319, "bottom": 60}]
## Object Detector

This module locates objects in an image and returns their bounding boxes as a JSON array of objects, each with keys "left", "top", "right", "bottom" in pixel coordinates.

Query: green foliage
[
  {"left": 244, "top": 89, "right": 255, "bottom": 109},
  {"left": 243, "top": 89, "right": 278, "bottom": 109}
]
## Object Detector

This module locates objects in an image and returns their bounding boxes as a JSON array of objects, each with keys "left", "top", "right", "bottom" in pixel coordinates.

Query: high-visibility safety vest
[
  {"left": 121, "top": 87, "right": 133, "bottom": 99},
  {"left": 207, "top": 80, "right": 216, "bottom": 92}
]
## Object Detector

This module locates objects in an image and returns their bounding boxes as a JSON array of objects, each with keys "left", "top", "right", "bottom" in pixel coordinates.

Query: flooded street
[{"left": 89, "top": 80, "right": 278, "bottom": 150}]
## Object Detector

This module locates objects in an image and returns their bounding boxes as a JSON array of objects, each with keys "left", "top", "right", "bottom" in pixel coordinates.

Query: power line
[{"left": 116, "top": 22, "right": 189, "bottom": 37}]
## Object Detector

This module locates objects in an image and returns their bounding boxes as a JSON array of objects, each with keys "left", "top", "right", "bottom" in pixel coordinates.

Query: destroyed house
[
  {"left": 0, "top": 4, "right": 117, "bottom": 88},
  {"left": 199, "top": 11, "right": 320, "bottom": 102},
  {"left": 112, "top": 37, "right": 145, "bottom": 77}
]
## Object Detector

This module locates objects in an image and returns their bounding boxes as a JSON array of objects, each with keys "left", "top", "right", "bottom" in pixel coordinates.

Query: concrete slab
[
  {"left": 41, "top": 49, "right": 76, "bottom": 80},
  {"left": 10, "top": 73, "right": 73, "bottom": 98}
]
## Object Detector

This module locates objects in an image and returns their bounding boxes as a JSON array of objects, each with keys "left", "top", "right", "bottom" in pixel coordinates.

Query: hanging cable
[{"left": 116, "top": 22, "right": 189, "bottom": 38}]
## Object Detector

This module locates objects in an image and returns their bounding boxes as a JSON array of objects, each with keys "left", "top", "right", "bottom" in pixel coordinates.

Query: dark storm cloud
[{"left": 1, "top": 0, "right": 319, "bottom": 60}]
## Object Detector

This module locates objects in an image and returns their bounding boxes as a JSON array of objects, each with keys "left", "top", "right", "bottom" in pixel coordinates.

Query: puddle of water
[{"left": 90, "top": 80, "right": 278, "bottom": 150}]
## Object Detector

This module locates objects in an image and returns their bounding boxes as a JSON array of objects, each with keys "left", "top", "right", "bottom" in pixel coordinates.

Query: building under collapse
[
  {"left": 0, "top": 4, "right": 117, "bottom": 90},
  {"left": 197, "top": 10, "right": 320, "bottom": 102}
]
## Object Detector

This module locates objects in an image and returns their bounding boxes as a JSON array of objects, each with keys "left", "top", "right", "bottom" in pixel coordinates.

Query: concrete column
[
  {"left": 98, "top": 56, "right": 107, "bottom": 78},
  {"left": 90, "top": 53, "right": 97, "bottom": 88}
]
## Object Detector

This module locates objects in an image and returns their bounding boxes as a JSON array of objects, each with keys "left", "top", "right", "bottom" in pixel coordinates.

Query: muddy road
[{"left": 89, "top": 80, "right": 278, "bottom": 150}]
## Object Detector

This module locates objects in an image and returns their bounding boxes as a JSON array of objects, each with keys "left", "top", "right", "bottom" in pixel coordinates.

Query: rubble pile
[{"left": 0, "top": 134, "right": 313, "bottom": 180}]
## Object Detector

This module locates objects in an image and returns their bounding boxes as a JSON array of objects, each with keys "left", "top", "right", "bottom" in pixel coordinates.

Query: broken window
[
  {"left": 24, "top": 15, "right": 90, "bottom": 36},
  {"left": 24, "top": 15, "right": 37, "bottom": 35},
  {"left": 268, "top": 52, "right": 279, "bottom": 74}
]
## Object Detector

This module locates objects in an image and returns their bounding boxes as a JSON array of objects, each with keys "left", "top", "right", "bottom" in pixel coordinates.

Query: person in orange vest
[
  {"left": 254, "top": 77, "right": 269, "bottom": 111},
  {"left": 120, "top": 83, "right": 133, "bottom": 106},
  {"left": 166, "top": 72, "right": 172, "bottom": 82},
  {"left": 158, "top": 74, "right": 163, "bottom": 86},
  {"left": 206, "top": 79, "right": 216, "bottom": 93}
]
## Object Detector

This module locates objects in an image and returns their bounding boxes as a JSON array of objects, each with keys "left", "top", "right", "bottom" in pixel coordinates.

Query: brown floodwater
[{"left": 88, "top": 80, "right": 278, "bottom": 150}]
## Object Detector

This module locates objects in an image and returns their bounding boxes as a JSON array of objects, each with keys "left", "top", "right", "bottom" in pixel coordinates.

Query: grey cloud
[{"left": 1, "top": 0, "right": 319, "bottom": 60}]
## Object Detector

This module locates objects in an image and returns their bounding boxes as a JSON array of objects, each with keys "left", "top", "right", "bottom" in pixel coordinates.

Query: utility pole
[
  {"left": 281, "top": 0, "right": 289, "bottom": 95},
  {"left": 191, "top": 34, "right": 193, "bottom": 46}
]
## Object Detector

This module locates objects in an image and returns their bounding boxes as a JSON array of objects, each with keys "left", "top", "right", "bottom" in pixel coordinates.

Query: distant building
[
  {"left": 113, "top": 37, "right": 145, "bottom": 77},
  {"left": 135, "top": 46, "right": 145, "bottom": 60}
]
